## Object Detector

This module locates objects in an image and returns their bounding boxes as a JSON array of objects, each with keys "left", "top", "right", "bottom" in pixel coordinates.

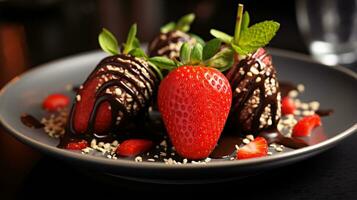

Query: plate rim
[{"left": 1, "top": 48, "right": 356, "bottom": 170}]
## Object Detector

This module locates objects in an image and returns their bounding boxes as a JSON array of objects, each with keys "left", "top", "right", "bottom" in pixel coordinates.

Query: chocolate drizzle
[
  {"left": 225, "top": 48, "right": 281, "bottom": 135},
  {"left": 20, "top": 114, "right": 44, "bottom": 129},
  {"left": 59, "top": 54, "right": 159, "bottom": 147},
  {"left": 148, "top": 30, "right": 195, "bottom": 60}
]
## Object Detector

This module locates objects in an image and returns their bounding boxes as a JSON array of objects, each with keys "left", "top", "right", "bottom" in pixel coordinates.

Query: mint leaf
[
  {"left": 238, "top": 20, "right": 280, "bottom": 54},
  {"left": 98, "top": 28, "right": 119, "bottom": 55},
  {"left": 123, "top": 24, "right": 137, "bottom": 54},
  {"left": 241, "top": 11, "right": 250, "bottom": 31},
  {"left": 190, "top": 43, "right": 203, "bottom": 64},
  {"left": 203, "top": 38, "right": 221, "bottom": 60},
  {"left": 180, "top": 42, "right": 191, "bottom": 64},
  {"left": 128, "top": 48, "right": 147, "bottom": 58},
  {"left": 148, "top": 56, "right": 177, "bottom": 70},
  {"left": 231, "top": 43, "right": 250, "bottom": 55},
  {"left": 210, "top": 29, "right": 233, "bottom": 44},
  {"left": 132, "top": 37, "right": 140, "bottom": 49},
  {"left": 176, "top": 13, "right": 195, "bottom": 32},
  {"left": 161, "top": 22, "right": 176, "bottom": 33},
  {"left": 205, "top": 47, "right": 234, "bottom": 69}
]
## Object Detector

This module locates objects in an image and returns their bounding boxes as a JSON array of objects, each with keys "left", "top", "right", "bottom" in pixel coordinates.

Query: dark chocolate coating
[
  {"left": 225, "top": 48, "right": 281, "bottom": 135},
  {"left": 60, "top": 54, "right": 159, "bottom": 146},
  {"left": 148, "top": 30, "right": 196, "bottom": 60}
]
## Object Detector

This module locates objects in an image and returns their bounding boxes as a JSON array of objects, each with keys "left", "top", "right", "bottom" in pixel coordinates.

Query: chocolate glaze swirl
[
  {"left": 225, "top": 48, "right": 281, "bottom": 135},
  {"left": 59, "top": 54, "right": 159, "bottom": 147},
  {"left": 148, "top": 30, "right": 196, "bottom": 60}
]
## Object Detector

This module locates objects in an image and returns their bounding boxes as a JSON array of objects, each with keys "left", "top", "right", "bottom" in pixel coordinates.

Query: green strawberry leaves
[
  {"left": 160, "top": 13, "right": 195, "bottom": 33},
  {"left": 99, "top": 28, "right": 119, "bottom": 55},
  {"left": 203, "top": 38, "right": 222, "bottom": 60},
  {"left": 210, "top": 4, "right": 280, "bottom": 55}
]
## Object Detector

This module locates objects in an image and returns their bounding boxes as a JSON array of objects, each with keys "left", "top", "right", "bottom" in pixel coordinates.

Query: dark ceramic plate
[{"left": 1, "top": 49, "right": 356, "bottom": 183}]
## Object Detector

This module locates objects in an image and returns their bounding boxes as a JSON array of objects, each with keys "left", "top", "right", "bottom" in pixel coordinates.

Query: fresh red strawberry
[
  {"left": 66, "top": 140, "right": 88, "bottom": 150},
  {"left": 42, "top": 93, "right": 70, "bottom": 111},
  {"left": 281, "top": 97, "right": 296, "bottom": 115},
  {"left": 236, "top": 137, "right": 268, "bottom": 159},
  {"left": 292, "top": 114, "right": 322, "bottom": 137},
  {"left": 158, "top": 66, "right": 232, "bottom": 159},
  {"left": 116, "top": 139, "right": 153, "bottom": 157}
]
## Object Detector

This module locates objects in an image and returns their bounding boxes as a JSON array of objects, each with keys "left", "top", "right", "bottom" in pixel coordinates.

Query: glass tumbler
[{"left": 296, "top": 0, "right": 357, "bottom": 66}]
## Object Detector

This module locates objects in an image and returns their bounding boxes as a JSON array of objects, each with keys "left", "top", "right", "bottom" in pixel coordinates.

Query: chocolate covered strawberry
[
  {"left": 211, "top": 4, "right": 281, "bottom": 135},
  {"left": 148, "top": 13, "right": 201, "bottom": 60},
  {"left": 61, "top": 25, "right": 163, "bottom": 147},
  {"left": 154, "top": 42, "right": 233, "bottom": 159}
]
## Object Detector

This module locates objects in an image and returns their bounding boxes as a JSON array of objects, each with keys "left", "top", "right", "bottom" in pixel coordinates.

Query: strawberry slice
[
  {"left": 42, "top": 93, "right": 70, "bottom": 111},
  {"left": 236, "top": 137, "right": 268, "bottom": 160},
  {"left": 116, "top": 139, "right": 153, "bottom": 157},
  {"left": 66, "top": 140, "right": 88, "bottom": 150},
  {"left": 281, "top": 97, "right": 296, "bottom": 115},
  {"left": 292, "top": 114, "right": 322, "bottom": 137}
]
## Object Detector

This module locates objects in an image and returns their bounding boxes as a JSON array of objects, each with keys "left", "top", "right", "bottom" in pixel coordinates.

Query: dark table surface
[{"left": 0, "top": 1, "right": 356, "bottom": 199}]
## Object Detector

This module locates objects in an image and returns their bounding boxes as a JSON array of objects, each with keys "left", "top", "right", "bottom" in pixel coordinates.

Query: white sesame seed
[
  {"left": 154, "top": 155, "right": 159, "bottom": 159},
  {"left": 235, "top": 88, "right": 241, "bottom": 93},
  {"left": 300, "top": 103, "right": 309, "bottom": 110},
  {"left": 103, "top": 143, "right": 111, "bottom": 150},
  {"left": 76, "top": 95, "right": 81, "bottom": 102},
  {"left": 243, "top": 138, "right": 250, "bottom": 144},
  {"left": 160, "top": 152, "right": 167, "bottom": 157},
  {"left": 135, "top": 156, "right": 143, "bottom": 162},
  {"left": 183, "top": 159, "right": 188, "bottom": 164},
  {"left": 155, "top": 145, "right": 160, "bottom": 149},
  {"left": 247, "top": 72, "right": 253, "bottom": 77},
  {"left": 171, "top": 152, "right": 175, "bottom": 156},
  {"left": 302, "top": 110, "right": 314, "bottom": 116},
  {"left": 269, "top": 143, "right": 277, "bottom": 148},
  {"left": 111, "top": 140, "right": 118, "bottom": 146},
  {"left": 309, "top": 101, "right": 320, "bottom": 111},
  {"left": 288, "top": 90, "right": 298, "bottom": 98},
  {"left": 205, "top": 158, "right": 212, "bottom": 162},
  {"left": 235, "top": 144, "right": 240, "bottom": 150},
  {"left": 250, "top": 67, "right": 260, "bottom": 75},
  {"left": 90, "top": 139, "right": 97, "bottom": 148},
  {"left": 275, "top": 147, "right": 283, "bottom": 152},
  {"left": 256, "top": 77, "right": 262, "bottom": 83},
  {"left": 297, "top": 84, "right": 305, "bottom": 92},
  {"left": 160, "top": 140, "right": 167, "bottom": 147},
  {"left": 246, "top": 135, "right": 254, "bottom": 141},
  {"left": 267, "top": 152, "right": 273, "bottom": 155},
  {"left": 230, "top": 157, "right": 235, "bottom": 160},
  {"left": 147, "top": 158, "right": 155, "bottom": 162}
]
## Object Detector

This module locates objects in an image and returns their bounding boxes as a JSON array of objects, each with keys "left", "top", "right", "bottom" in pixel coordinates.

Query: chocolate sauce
[
  {"left": 59, "top": 54, "right": 160, "bottom": 147},
  {"left": 210, "top": 135, "right": 243, "bottom": 158},
  {"left": 279, "top": 81, "right": 297, "bottom": 97},
  {"left": 20, "top": 114, "right": 44, "bottom": 128},
  {"left": 316, "top": 109, "right": 334, "bottom": 117},
  {"left": 259, "top": 129, "right": 308, "bottom": 149}
]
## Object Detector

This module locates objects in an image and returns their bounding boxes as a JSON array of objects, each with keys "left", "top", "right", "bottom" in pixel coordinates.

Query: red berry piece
[
  {"left": 292, "top": 114, "right": 322, "bottom": 137},
  {"left": 42, "top": 93, "right": 70, "bottom": 111},
  {"left": 281, "top": 97, "right": 296, "bottom": 115},
  {"left": 66, "top": 140, "right": 88, "bottom": 150},
  {"left": 116, "top": 139, "right": 153, "bottom": 157},
  {"left": 236, "top": 137, "right": 268, "bottom": 160}
]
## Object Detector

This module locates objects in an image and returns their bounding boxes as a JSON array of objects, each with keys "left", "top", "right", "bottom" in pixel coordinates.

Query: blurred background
[
  {"left": 0, "top": 0, "right": 312, "bottom": 86},
  {"left": 0, "top": 0, "right": 356, "bottom": 199}
]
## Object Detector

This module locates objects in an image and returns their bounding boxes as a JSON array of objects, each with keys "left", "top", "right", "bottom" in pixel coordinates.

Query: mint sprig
[
  {"left": 160, "top": 13, "right": 195, "bottom": 33},
  {"left": 210, "top": 4, "right": 280, "bottom": 55}
]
